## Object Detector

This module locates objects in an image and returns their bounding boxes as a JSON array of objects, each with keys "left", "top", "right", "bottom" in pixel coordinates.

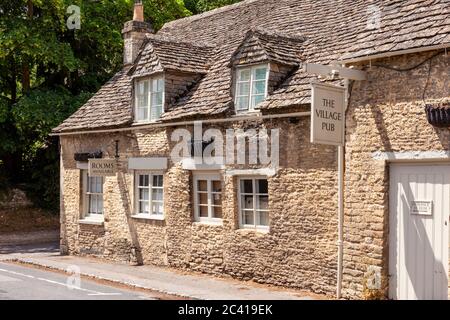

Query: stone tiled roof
[
  {"left": 53, "top": 0, "right": 450, "bottom": 133},
  {"left": 230, "top": 29, "right": 305, "bottom": 67},
  {"left": 131, "top": 34, "right": 215, "bottom": 77}
]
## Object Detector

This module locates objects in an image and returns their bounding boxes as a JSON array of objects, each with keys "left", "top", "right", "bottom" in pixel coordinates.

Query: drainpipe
[{"left": 336, "top": 78, "right": 350, "bottom": 299}]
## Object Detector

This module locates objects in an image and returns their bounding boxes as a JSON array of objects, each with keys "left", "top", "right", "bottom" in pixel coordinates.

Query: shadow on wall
[{"left": 117, "top": 169, "right": 144, "bottom": 265}]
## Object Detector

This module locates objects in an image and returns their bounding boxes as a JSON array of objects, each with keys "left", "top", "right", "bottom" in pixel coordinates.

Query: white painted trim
[
  {"left": 128, "top": 157, "right": 168, "bottom": 170},
  {"left": 131, "top": 214, "right": 165, "bottom": 221},
  {"left": 225, "top": 168, "right": 277, "bottom": 177},
  {"left": 76, "top": 162, "right": 88, "bottom": 170},
  {"left": 237, "top": 176, "right": 270, "bottom": 232},
  {"left": 50, "top": 112, "right": 311, "bottom": 136},
  {"left": 193, "top": 173, "right": 224, "bottom": 224},
  {"left": 372, "top": 151, "right": 450, "bottom": 161},
  {"left": 78, "top": 218, "right": 104, "bottom": 225},
  {"left": 134, "top": 171, "right": 165, "bottom": 219},
  {"left": 182, "top": 158, "right": 225, "bottom": 171},
  {"left": 341, "top": 43, "right": 450, "bottom": 64}
]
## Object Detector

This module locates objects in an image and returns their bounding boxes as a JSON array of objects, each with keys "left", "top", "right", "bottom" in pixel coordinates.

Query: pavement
[{"left": 0, "top": 242, "right": 319, "bottom": 300}]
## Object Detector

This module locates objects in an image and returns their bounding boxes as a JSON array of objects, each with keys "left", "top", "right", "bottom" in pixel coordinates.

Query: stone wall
[
  {"left": 60, "top": 116, "right": 339, "bottom": 295},
  {"left": 343, "top": 50, "right": 450, "bottom": 298}
]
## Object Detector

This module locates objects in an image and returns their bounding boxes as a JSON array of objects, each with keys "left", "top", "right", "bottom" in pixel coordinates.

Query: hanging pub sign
[
  {"left": 88, "top": 159, "right": 117, "bottom": 177},
  {"left": 310, "top": 82, "right": 346, "bottom": 146}
]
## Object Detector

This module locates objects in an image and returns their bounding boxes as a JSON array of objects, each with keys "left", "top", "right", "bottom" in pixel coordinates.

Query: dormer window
[
  {"left": 235, "top": 64, "right": 269, "bottom": 112},
  {"left": 135, "top": 76, "right": 164, "bottom": 122}
]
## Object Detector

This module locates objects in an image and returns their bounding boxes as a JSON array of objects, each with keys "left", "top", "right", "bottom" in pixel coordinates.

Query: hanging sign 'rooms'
[
  {"left": 88, "top": 159, "right": 116, "bottom": 177},
  {"left": 311, "top": 83, "right": 346, "bottom": 146}
]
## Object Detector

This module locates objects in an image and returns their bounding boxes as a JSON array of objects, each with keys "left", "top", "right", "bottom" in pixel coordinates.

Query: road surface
[{"left": 0, "top": 262, "right": 160, "bottom": 300}]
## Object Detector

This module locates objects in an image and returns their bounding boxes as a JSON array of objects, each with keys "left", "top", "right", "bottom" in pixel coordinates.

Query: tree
[
  {"left": 0, "top": 0, "right": 190, "bottom": 209},
  {"left": 184, "top": 0, "right": 242, "bottom": 14}
]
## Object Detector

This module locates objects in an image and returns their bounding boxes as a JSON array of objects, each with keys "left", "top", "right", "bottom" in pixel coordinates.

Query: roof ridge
[
  {"left": 147, "top": 33, "right": 215, "bottom": 49},
  {"left": 162, "top": 0, "right": 263, "bottom": 30}
]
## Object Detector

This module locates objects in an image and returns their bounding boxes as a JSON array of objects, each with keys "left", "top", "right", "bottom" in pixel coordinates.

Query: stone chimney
[{"left": 122, "top": 0, "right": 153, "bottom": 65}]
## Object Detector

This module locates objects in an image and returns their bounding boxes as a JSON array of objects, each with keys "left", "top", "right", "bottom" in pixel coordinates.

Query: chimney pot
[{"left": 133, "top": 1, "right": 144, "bottom": 22}]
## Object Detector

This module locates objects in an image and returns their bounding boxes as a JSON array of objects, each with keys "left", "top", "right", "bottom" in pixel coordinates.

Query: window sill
[
  {"left": 236, "top": 227, "right": 270, "bottom": 234},
  {"left": 193, "top": 221, "right": 223, "bottom": 227},
  {"left": 131, "top": 214, "right": 165, "bottom": 221},
  {"left": 132, "top": 120, "right": 163, "bottom": 126},
  {"left": 79, "top": 218, "right": 104, "bottom": 226},
  {"left": 233, "top": 110, "right": 262, "bottom": 117}
]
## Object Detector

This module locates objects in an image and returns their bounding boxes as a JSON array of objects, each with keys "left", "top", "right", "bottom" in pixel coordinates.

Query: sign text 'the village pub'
[{"left": 310, "top": 83, "right": 346, "bottom": 146}]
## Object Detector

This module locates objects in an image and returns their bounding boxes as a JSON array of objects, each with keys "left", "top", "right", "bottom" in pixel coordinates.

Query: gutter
[
  {"left": 50, "top": 111, "right": 311, "bottom": 137},
  {"left": 340, "top": 43, "right": 450, "bottom": 64}
]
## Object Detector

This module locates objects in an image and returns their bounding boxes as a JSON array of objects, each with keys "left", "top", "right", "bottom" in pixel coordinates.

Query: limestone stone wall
[
  {"left": 60, "top": 116, "right": 338, "bottom": 295},
  {"left": 343, "top": 50, "right": 450, "bottom": 299}
]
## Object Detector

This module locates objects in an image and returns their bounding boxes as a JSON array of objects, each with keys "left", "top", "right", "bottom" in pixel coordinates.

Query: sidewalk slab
[{"left": 3, "top": 252, "right": 318, "bottom": 300}]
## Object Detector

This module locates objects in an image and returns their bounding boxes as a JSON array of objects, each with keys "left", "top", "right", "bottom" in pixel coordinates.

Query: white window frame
[
  {"left": 133, "top": 171, "right": 165, "bottom": 220},
  {"left": 238, "top": 176, "right": 269, "bottom": 231},
  {"left": 193, "top": 173, "right": 223, "bottom": 224},
  {"left": 234, "top": 64, "right": 269, "bottom": 112},
  {"left": 81, "top": 170, "right": 104, "bottom": 222},
  {"left": 134, "top": 75, "right": 165, "bottom": 123}
]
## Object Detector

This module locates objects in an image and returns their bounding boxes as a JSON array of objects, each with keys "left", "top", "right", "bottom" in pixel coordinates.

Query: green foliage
[
  {"left": 0, "top": 0, "right": 235, "bottom": 211},
  {"left": 184, "top": 0, "right": 242, "bottom": 14}
]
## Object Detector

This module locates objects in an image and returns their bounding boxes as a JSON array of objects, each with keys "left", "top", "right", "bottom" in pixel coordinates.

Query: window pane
[
  {"left": 199, "top": 205, "right": 208, "bottom": 217},
  {"left": 236, "top": 96, "right": 249, "bottom": 110},
  {"left": 257, "top": 179, "right": 268, "bottom": 194},
  {"left": 212, "top": 192, "right": 221, "bottom": 206},
  {"left": 137, "top": 107, "right": 148, "bottom": 121},
  {"left": 151, "top": 78, "right": 164, "bottom": 92},
  {"left": 212, "top": 206, "right": 222, "bottom": 219},
  {"left": 89, "top": 177, "right": 95, "bottom": 193},
  {"left": 257, "top": 211, "right": 269, "bottom": 226},
  {"left": 97, "top": 177, "right": 103, "bottom": 193},
  {"left": 139, "top": 175, "right": 149, "bottom": 187},
  {"left": 242, "top": 195, "right": 253, "bottom": 209},
  {"left": 151, "top": 104, "right": 163, "bottom": 120},
  {"left": 137, "top": 81, "right": 149, "bottom": 107},
  {"left": 212, "top": 181, "right": 222, "bottom": 193},
  {"left": 152, "top": 202, "right": 163, "bottom": 215},
  {"left": 152, "top": 189, "right": 163, "bottom": 201},
  {"left": 251, "top": 95, "right": 265, "bottom": 108},
  {"left": 89, "top": 195, "right": 96, "bottom": 213},
  {"left": 139, "top": 201, "right": 149, "bottom": 214},
  {"left": 153, "top": 175, "right": 163, "bottom": 187},
  {"left": 97, "top": 197, "right": 103, "bottom": 214},
  {"left": 257, "top": 195, "right": 269, "bottom": 210},
  {"left": 254, "top": 67, "right": 267, "bottom": 80},
  {"left": 139, "top": 188, "right": 149, "bottom": 201},
  {"left": 197, "top": 180, "right": 207, "bottom": 192},
  {"left": 252, "top": 80, "right": 266, "bottom": 95},
  {"left": 241, "top": 180, "right": 253, "bottom": 193},
  {"left": 199, "top": 193, "right": 208, "bottom": 205},
  {"left": 238, "top": 82, "right": 250, "bottom": 96},
  {"left": 239, "top": 69, "right": 251, "bottom": 81},
  {"left": 243, "top": 210, "right": 254, "bottom": 225}
]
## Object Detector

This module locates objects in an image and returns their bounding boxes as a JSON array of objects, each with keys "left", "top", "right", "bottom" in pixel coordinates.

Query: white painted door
[{"left": 389, "top": 164, "right": 449, "bottom": 300}]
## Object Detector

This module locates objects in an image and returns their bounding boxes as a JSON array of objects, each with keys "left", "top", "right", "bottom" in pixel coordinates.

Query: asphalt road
[{"left": 0, "top": 262, "right": 158, "bottom": 300}]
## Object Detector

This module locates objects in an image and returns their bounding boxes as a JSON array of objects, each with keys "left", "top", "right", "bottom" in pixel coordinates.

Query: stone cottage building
[{"left": 52, "top": 0, "right": 450, "bottom": 299}]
